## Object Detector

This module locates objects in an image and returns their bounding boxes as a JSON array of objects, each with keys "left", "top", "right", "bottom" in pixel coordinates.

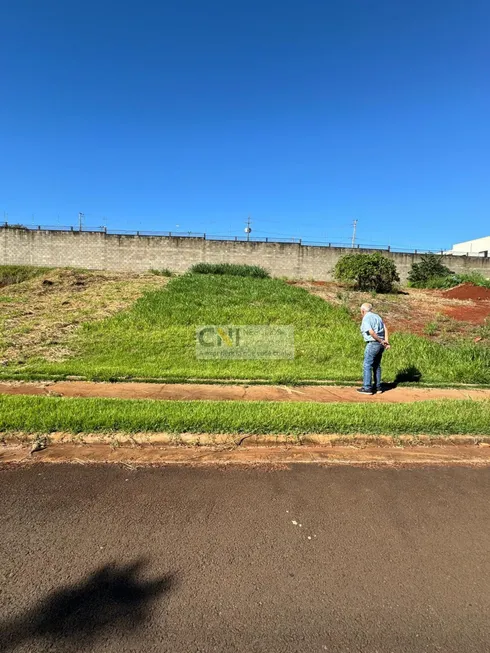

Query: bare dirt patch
[
  {"left": 437, "top": 284, "right": 490, "bottom": 325},
  {"left": 1, "top": 380, "right": 490, "bottom": 403},
  {"left": 443, "top": 303, "right": 490, "bottom": 325},
  {"left": 3, "top": 442, "right": 490, "bottom": 466},
  {"left": 443, "top": 282, "right": 490, "bottom": 301},
  {"left": 0, "top": 269, "right": 168, "bottom": 364},
  {"left": 294, "top": 281, "right": 490, "bottom": 340}
]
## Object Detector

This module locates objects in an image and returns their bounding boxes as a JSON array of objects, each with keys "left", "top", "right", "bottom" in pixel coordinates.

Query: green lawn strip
[
  {"left": 0, "top": 395, "right": 489, "bottom": 436},
  {"left": 7, "top": 274, "right": 490, "bottom": 385}
]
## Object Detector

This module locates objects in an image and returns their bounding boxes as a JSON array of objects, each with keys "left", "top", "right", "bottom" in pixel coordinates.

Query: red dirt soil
[
  {"left": 440, "top": 283, "right": 490, "bottom": 324},
  {"left": 444, "top": 304, "right": 490, "bottom": 324},
  {"left": 1, "top": 381, "right": 490, "bottom": 403},
  {"left": 443, "top": 283, "right": 490, "bottom": 301}
]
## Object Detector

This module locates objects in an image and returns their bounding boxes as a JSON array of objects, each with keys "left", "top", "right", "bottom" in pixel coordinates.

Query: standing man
[{"left": 358, "top": 303, "right": 390, "bottom": 395}]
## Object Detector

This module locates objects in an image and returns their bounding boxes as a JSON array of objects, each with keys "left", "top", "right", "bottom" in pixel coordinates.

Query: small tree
[
  {"left": 334, "top": 252, "right": 400, "bottom": 293},
  {"left": 408, "top": 254, "right": 453, "bottom": 287}
]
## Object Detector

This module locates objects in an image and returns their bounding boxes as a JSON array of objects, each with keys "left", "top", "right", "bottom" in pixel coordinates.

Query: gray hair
[{"left": 361, "top": 302, "right": 373, "bottom": 312}]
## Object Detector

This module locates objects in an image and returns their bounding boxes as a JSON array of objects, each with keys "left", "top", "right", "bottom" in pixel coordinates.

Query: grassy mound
[{"left": 4, "top": 273, "right": 489, "bottom": 384}]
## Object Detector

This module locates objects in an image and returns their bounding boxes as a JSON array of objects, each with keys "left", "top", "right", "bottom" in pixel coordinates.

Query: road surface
[{"left": 1, "top": 464, "right": 490, "bottom": 652}]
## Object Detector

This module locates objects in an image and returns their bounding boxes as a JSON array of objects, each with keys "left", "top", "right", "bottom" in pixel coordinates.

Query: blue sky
[{"left": 2, "top": 0, "right": 489, "bottom": 250}]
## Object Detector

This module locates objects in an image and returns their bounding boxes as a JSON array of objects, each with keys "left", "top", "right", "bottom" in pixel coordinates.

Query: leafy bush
[
  {"left": 189, "top": 263, "right": 270, "bottom": 278},
  {"left": 408, "top": 254, "right": 453, "bottom": 287},
  {"left": 408, "top": 255, "right": 490, "bottom": 289},
  {"left": 0, "top": 265, "right": 49, "bottom": 288},
  {"left": 417, "top": 275, "right": 457, "bottom": 290},
  {"left": 333, "top": 252, "right": 399, "bottom": 293}
]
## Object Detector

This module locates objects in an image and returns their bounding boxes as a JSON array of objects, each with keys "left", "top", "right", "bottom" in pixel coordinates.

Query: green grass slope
[{"left": 5, "top": 274, "right": 490, "bottom": 384}]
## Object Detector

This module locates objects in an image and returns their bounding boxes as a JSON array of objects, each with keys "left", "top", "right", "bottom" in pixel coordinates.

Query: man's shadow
[
  {"left": 0, "top": 558, "right": 175, "bottom": 652},
  {"left": 381, "top": 366, "right": 422, "bottom": 392}
]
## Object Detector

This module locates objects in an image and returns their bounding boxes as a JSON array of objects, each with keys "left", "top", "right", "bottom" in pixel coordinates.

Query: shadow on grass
[
  {"left": 394, "top": 366, "right": 423, "bottom": 384},
  {"left": 0, "top": 558, "right": 175, "bottom": 652},
  {"left": 382, "top": 366, "right": 423, "bottom": 392}
]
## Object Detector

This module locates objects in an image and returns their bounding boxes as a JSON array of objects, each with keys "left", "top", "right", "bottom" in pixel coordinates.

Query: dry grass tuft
[{"left": 0, "top": 268, "right": 168, "bottom": 364}]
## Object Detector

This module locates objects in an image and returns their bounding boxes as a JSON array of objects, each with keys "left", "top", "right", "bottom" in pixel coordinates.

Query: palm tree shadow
[
  {"left": 0, "top": 558, "right": 175, "bottom": 652},
  {"left": 382, "top": 365, "right": 423, "bottom": 392}
]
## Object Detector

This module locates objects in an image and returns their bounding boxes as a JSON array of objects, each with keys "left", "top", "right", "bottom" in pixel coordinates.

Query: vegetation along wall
[{"left": 2, "top": 227, "right": 490, "bottom": 284}]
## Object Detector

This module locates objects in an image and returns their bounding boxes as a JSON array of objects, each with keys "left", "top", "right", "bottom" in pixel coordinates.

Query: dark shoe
[
  {"left": 376, "top": 387, "right": 385, "bottom": 394},
  {"left": 357, "top": 387, "right": 374, "bottom": 395}
]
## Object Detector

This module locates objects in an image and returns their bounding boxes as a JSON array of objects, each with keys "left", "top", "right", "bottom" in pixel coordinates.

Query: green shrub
[
  {"left": 409, "top": 263, "right": 490, "bottom": 290},
  {"left": 333, "top": 252, "right": 399, "bottom": 293},
  {"left": 408, "top": 254, "right": 453, "bottom": 288},
  {"left": 0, "top": 265, "right": 49, "bottom": 288},
  {"left": 418, "top": 275, "right": 457, "bottom": 289},
  {"left": 424, "top": 321, "right": 439, "bottom": 336},
  {"left": 189, "top": 263, "right": 270, "bottom": 278},
  {"left": 149, "top": 268, "right": 174, "bottom": 277}
]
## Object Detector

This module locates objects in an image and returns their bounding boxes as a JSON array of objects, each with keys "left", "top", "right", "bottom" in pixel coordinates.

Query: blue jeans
[{"left": 363, "top": 342, "right": 384, "bottom": 390}]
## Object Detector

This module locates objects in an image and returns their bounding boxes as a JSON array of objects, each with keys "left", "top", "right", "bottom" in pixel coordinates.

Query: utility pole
[
  {"left": 244, "top": 215, "right": 252, "bottom": 242},
  {"left": 351, "top": 219, "right": 358, "bottom": 248},
  {"left": 78, "top": 212, "right": 84, "bottom": 232}
]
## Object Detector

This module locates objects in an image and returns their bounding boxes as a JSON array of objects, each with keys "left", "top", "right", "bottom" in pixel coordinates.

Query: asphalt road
[{"left": 1, "top": 464, "right": 490, "bottom": 653}]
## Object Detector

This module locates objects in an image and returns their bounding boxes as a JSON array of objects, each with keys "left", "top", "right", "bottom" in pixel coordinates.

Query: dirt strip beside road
[
  {"left": 3, "top": 442, "right": 490, "bottom": 465},
  {"left": 1, "top": 381, "right": 490, "bottom": 402}
]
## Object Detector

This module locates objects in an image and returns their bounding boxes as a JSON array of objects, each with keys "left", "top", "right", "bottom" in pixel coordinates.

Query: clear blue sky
[{"left": 2, "top": 0, "right": 489, "bottom": 249}]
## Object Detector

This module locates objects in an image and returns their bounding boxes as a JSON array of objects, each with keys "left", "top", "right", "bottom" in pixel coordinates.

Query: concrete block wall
[{"left": 2, "top": 227, "right": 490, "bottom": 284}]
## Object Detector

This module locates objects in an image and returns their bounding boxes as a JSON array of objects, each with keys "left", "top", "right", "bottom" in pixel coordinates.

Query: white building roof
[{"left": 445, "top": 235, "right": 490, "bottom": 257}]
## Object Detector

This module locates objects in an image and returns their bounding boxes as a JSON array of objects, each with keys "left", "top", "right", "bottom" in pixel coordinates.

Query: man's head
[{"left": 360, "top": 302, "right": 373, "bottom": 316}]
